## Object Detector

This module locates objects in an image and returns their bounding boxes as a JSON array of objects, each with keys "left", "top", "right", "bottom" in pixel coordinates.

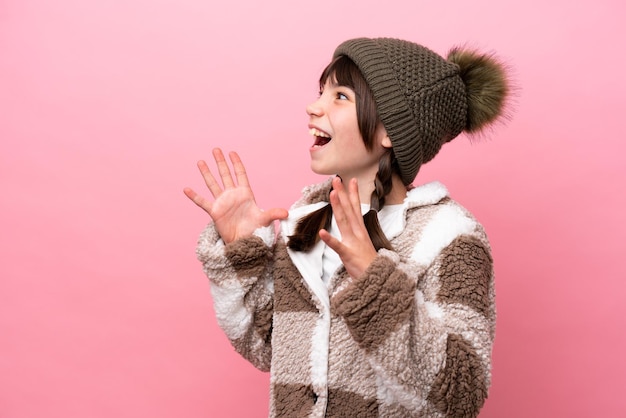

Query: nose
[{"left": 306, "top": 97, "right": 323, "bottom": 117}]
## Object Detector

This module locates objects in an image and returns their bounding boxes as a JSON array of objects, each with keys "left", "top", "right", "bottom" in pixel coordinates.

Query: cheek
[
  {"left": 347, "top": 131, "right": 368, "bottom": 151},
  {"left": 333, "top": 108, "right": 359, "bottom": 131}
]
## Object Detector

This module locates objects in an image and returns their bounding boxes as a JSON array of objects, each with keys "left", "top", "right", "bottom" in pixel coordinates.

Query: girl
[{"left": 184, "top": 37, "right": 510, "bottom": 417}]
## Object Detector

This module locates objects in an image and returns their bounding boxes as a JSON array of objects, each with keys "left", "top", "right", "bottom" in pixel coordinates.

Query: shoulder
[
  {"left": 399, "top": 182, "right": 490, "bottom": 261},
  {"left": 404, "top": 181, "right": 450, "bottom": 209},
  {"left": 405, "top": 181, "right": 485, "bottom": 234}
]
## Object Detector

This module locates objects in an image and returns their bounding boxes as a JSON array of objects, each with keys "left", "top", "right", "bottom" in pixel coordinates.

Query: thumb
[{"left": 264, "top": 207, "right": 289, "bottom": 222}]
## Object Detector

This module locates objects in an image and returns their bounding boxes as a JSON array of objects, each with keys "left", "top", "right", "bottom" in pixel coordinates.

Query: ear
[
  {"left": 375, "top": 123, "right": 393, "bottom": 148},
  {"left": 381, "top": 134, "right": 392, "bottom": 149}
]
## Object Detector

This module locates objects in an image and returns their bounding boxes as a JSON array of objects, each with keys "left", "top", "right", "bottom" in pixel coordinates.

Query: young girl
[{"left": 184, "top": 37, "right": 510, "bottom": 418}]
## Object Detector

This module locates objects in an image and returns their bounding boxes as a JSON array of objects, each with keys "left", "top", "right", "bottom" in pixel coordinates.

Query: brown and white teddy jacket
[{"left": 196, "top": 179, "right": 496, "bottom": 418}]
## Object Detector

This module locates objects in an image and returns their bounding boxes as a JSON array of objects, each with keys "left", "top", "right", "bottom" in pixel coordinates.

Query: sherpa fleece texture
[{"left": 196, "top": 179, "right": 496, "bottom": 418}]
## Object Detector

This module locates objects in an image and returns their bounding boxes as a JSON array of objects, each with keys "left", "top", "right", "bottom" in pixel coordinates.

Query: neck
[
  {"left": 344, "top": 173, "right": 407, "bottom": 205},
  {"left": 355, "top": 177, "right": 376, "bottom": 204}
]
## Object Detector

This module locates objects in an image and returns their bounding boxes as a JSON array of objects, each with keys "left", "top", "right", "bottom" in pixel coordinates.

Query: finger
[
  {"left": 332, "top": 177, "right": 359, "bottom": 228},
  {"left": 331, "top": 177, "right": 348, "bottom": 212},
  {"left": 256, "top": 208, "right": 289, "bottom": 228},
  {"left": 329, "top": 189, "right": 347, "bottom": 227},
  {"left": 263, "top": 207, "right": 289, "bottom": 222},
  {"left": 229, "top": 151, "right": 250, "bottom": 188},
  {"left": 348, "top": 178, "right": 362, "bottom": 214},
  {"left": 183, "top": 187, "right": 213, "bottom": 213},
  {"left": 338, "top": 177, "right": 359, "bottom": 216},
  {"left": 329, "top": 189, "right": 359, "bottom": 243},
  {"left": 213, "top": 148, "right": 235, "bottom": 189},
  {"left": 347, "top": 178, "right": 367, "bottom": 229},
  {"left": 319, "top": 229, "right": 344, "bottom": 255},
  {"left": 197, "top": 160, "right": 223, "bottom": 198}
]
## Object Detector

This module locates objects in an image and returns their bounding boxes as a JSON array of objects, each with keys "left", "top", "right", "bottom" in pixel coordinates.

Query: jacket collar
[
  {"left": 279, "top": 179, "right": 450, "bottom": 307},
  {"left": 292, "top": 177, "right": 449, "bottom": 208}
]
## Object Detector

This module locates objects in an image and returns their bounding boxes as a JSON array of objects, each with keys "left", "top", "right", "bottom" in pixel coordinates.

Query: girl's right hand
[{"left": 183, "top": 148, "right": 288, "bottom": 244}]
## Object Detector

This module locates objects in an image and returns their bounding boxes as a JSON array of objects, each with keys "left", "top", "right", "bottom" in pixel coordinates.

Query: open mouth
[{"left": 310, "top": 128, "right": 332, "bottom": 147}]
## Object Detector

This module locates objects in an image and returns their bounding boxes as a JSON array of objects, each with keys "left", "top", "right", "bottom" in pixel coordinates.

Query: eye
[{"left": 336, "top": 91, "right": 349, "bottom": 100}]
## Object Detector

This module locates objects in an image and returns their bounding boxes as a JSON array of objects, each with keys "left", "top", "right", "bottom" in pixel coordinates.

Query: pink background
[{"left": 1, "top": 0, "right": 625, "bottom": 417}]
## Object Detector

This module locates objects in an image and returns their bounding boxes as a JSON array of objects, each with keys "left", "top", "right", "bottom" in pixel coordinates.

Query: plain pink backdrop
[{"left": 1, "top": 0, "right": 625, "bottom": 417}]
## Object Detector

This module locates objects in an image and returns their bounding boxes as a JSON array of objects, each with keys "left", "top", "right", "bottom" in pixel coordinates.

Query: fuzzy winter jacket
[{"left": 196, "top": 179, "right": 496, "bottom": 418}]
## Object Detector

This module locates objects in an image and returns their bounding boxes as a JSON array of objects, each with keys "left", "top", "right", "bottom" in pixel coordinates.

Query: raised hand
[
  {"left": 184, "top": 148, "right": 288, "bottom": 244},
  {"left": 319, "top": 177, "right": 378, "bottom": 279}
]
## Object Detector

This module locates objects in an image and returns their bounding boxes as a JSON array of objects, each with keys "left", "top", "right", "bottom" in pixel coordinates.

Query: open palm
[{"left": 184, "top": 148, "right": 288, "bottom": 244}]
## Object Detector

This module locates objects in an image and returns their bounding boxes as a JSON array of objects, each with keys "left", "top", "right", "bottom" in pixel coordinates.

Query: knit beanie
[{"left": 333, "top": 37, "right": 510, "bottom": 185}]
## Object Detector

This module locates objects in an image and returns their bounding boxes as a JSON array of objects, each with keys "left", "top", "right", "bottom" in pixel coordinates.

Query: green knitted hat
[{"left": 333, "top": 37, "right": 509, "bottom": 185}]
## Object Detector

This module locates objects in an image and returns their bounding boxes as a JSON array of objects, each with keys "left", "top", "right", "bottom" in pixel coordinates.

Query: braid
[
  {"left": 370, "top": 149, "right": 395, "bottom": 211},
  {"left": 287, "top": 190, "right": 333, "bottom": 252},
  {"left": 363, "top": 150, "right": 396, "bottom": 251}
]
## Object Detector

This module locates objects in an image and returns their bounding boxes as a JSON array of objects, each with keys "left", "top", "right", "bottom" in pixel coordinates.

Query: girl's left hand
[{"left": 319, "top": 177, "right": 378, "bottom": 280}]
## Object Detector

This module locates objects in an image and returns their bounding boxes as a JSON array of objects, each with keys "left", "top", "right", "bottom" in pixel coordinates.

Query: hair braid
[
  {"left": 287, "top": 185, "right": 333, "bottom": 252},
  {"left": 363, "top": 150, "right": 395, "bottom": 251},
  {"left": 370, "top": 149, "right": 395, "bottom": 212}
]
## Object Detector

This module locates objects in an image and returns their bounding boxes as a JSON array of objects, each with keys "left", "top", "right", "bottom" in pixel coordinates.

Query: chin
[{"left": 310, "top": 162, "right": 329, "bottom": 176}]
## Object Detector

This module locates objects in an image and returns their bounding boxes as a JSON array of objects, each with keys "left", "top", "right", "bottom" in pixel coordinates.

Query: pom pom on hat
[{"left": 447, "top": 47, "right": 510, "bottom": 133}]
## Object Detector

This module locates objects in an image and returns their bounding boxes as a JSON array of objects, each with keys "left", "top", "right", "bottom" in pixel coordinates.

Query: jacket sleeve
[
  {"left": 331, "top": 211, "right": 495, "bottom": 417},
  {"left": 196, "top": 223, "right": 277, "bottom": 372}
]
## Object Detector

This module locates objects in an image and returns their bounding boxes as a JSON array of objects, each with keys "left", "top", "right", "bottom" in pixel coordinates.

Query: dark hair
[{"left": 288, "top": 55, "right": 402, "bottom": 253}]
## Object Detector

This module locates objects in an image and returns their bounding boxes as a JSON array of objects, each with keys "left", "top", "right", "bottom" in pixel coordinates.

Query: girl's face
[{"left": 306, "top": 78, "right": 389, "bottom": 183}]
